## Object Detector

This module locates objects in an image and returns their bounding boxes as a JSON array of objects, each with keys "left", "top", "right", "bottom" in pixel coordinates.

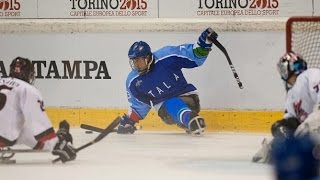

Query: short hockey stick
[
  {"left": 81, "top": 124, "right": 117, "bottom": 133},
  {"left": 207, "top": 28, "right": 243, "bottom": 89},
  {"left": 80, "top": 123, "right": 141, "bottom": 133},
  {"left": 52, "top": 116, "right": 121, "bottom": 164}
]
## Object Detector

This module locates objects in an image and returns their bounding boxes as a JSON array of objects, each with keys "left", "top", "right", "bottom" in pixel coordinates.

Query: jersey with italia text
[
  {"left": 126, "top": 43, "right": 208, "bottom": 120},
  {"left": 283, "top": 68, "right": 320, "bottom": 123}
]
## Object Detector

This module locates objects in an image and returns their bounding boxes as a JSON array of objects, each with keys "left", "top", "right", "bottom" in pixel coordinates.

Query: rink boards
[{"left": 46, "top": 108, "right": 282, "bottom": 133}]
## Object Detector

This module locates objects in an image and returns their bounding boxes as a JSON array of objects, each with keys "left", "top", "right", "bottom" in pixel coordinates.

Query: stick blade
[{"left": 80, "top": 124, "right": 104, "bottom": 133}]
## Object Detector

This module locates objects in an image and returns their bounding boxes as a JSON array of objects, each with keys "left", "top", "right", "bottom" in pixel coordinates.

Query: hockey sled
[{"left": 0, "top": 148, "right": 48, "bottom": 164}]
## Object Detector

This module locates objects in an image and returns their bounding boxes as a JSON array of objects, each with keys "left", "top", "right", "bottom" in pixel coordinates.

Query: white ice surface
[{"left": 0, "top": 129, "right": 275, "bottom": 180}]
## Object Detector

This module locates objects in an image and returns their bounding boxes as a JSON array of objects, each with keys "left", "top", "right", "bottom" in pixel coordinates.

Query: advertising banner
[
  {"left": 0, "top": 0, "right": 37, "bottom": 18},
  {"left": 0, "top": 0, "right": 316, "bottom": 19},
  {"left": 38, "top": 0, "right": 84, "bottom": 18},
  {"left": 159, "top": 0, "right": 315, "bottom": 18},
  {"left": 80, "top": 0, "right": 158, "bottom": 18},
  {"left": 37, "top": 0, "right": 157, "bottom": 18}
]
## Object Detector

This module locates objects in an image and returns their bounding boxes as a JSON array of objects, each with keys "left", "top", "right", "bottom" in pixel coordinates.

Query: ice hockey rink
[{"left": 1, "top": 129, "right": 275, "bottom": 180}]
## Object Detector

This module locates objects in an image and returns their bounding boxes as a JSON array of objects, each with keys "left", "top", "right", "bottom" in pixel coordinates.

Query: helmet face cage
[
  {"left": 277, "top": 52, "right": 307, "bottom": 81},
  {"left": 277, "top": 59, "right": 290, "bottom": 81},
  {"left": 129, "top": 58, "right": 136, "bottom": 70},
  {"left": 9, "top": 57, "right": 35, "bottom": 84},
  {"left": 129, "top": 55, "right": 153, "bottom": 74},
  {"left": 129, "top": 57, "right": 144, "bottom": 71}
]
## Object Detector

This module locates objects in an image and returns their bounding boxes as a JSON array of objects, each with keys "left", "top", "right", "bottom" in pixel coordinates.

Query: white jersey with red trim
[
  {"left": 284, "top": 68, "right": 320, "bottom": 123},
  {"left": 0, "top": 77, "right": 57, "bottom": 150}
]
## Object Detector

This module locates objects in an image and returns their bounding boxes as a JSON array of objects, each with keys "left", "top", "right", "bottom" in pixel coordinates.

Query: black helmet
[{"left": 9, "top": 57, "right": 35, "bottom": 84}]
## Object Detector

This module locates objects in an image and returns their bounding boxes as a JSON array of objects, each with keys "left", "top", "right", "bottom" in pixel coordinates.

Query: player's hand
[
  {"left": 52, "top": 120, "right": 76, "bottom": 163},
  {"left": 52, "top": 141, "right": 76, "bottom": 163},
  {"left": 56, "top": 120, "right": 73, "bottom": 144},
  {"left": 117, "top": 115, "right": 137, "bottom": 134},
  {"left": 197, "top": 28, "right": 218, "bottom": 50}
]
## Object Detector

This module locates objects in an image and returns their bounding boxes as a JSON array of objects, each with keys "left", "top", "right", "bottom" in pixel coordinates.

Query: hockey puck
[{"left": 85, "top": 130, "right": 93, "bottom": 134}]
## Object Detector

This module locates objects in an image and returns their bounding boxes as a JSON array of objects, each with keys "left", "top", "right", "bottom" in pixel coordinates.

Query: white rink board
[
  {"left": 0, "top": 18, "right": 287, "bottom": 33},
  {"left": 0, "top": 31, "right": 286, "bottom": 110}
]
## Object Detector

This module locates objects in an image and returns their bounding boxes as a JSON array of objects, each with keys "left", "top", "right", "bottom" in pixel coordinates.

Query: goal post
[{"left": 286, "top": 16, "right": 320, "bottom": 68}]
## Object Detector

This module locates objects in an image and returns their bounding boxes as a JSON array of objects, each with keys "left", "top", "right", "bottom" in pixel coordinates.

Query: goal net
[{"left": 286, "top": 16, "right": 320, "bottom": 68}]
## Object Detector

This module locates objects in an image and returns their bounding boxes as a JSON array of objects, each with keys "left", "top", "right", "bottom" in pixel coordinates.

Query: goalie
[
  {"left": 253, "top": 52, "right": 320, "bottom": 163},
  {"left": 0, "top": 57, "right": 76, "bottom": 163},
  {"left": 117, "top": 28, "right": 218, "bottom": 135}
]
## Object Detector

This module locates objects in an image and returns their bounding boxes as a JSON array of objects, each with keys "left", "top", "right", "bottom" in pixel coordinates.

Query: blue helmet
[{"left": 128, "top": 41, "right": 152, "bottom": 59}]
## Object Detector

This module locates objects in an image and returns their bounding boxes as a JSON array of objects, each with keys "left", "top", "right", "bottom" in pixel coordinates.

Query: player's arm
[
  {"left": 21, "top": 88, "right": 76, "bottom": 162},
  {"left": 20, "top": 88, "right": 57, "bottom": 150},
  {"left": 127, "top": 89, "right": 151, "bottom": 122},
  {"left": 117, "top": 78, "right": 151, "bottom": 134},
  {"left": 294, "top": 105, "right": 320, "bottom": 137},
  {"left": 154, "top": 28, "right": 218, "bottom": 68},
  {"left": 283, "top": 91, "right": 299, "bottom": 120},
  {"left": 271, "top": 89, "right": 301, "bottom": 139},
  {"left": 294, "top": 76, "right": 320, "bottom": 137}
]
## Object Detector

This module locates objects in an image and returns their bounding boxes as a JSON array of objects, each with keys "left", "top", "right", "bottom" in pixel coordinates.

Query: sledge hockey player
[
  {"left": 253, "top": 52, "right": 320, "bottom": 163},
  {"left": 117, "top": 28, "right": 218, "bottom": 135},
  {"left": 0, "top": 57, "right": 76, "bottom": 163}
]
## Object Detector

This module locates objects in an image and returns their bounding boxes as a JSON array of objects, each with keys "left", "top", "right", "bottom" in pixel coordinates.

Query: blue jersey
[{"left": 126, "top": 43, "right": 208, "bottom": 120}]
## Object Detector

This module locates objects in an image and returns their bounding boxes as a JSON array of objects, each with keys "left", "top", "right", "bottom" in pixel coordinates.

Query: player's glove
[
  {"left": 117, "top": 114, "right": 137, "bottom": 134},
  {"left": 52, "top": 120, "right": 76, "bottom": 163},
  {"left": 197, "top": 27, "right": 218, "bottom": 50},
  {"left": 56, "top": 120, "right": 73, "bottom": 144},
  {"left": 271, "top": 117, "right": 299, "bottom": 139}
]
